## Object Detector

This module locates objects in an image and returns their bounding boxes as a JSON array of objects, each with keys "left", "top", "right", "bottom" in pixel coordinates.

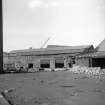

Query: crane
[{"left": 40, "top": 37, "right": 51, "bottom": 48}]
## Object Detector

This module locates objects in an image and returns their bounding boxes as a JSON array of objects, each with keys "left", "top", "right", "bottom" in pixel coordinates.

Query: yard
[{"left": 0, "top": 71, "right": 105, "bottom": 105}]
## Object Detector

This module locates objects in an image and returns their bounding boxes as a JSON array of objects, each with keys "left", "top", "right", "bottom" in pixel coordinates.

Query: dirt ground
[{"left": 0, "top": 71, "right": 105, "bottom": 105}]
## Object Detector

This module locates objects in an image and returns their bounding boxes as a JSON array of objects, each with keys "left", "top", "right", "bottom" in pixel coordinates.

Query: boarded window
[
  {"left": 55, "top": 57, "right": 64, "bottom": 68},
  {"left": 40, "top": 59, "right": 50, "bottom": 68}
]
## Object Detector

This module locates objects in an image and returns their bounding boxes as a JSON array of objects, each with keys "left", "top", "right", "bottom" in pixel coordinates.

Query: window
[
  {"left": 55, "top": 57, "right": 64, "bottom": 68},
  {"left": 40, "top": 59, "right": 50, "bottom": 68}
]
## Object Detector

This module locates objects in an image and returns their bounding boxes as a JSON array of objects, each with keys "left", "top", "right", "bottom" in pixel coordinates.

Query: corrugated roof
[
  {"left": 9, "top": 49, "right": 85, "bottom": 56},
  {"left": 9, "top": 45, "right": 93, "bottom": 56}
]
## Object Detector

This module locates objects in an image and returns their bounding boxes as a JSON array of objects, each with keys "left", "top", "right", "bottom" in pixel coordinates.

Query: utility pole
[{"left": 0, "top": 0, "right": 3, "bottom": 73}]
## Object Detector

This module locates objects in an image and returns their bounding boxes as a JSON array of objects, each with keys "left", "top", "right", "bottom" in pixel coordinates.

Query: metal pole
[{"left": 0, "top": 0, "right": 3, "bottom": 73}]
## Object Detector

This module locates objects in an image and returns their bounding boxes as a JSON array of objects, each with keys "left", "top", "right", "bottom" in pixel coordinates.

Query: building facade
[{"left": 3, "top": 45, "right": 94, "bottom": 71}]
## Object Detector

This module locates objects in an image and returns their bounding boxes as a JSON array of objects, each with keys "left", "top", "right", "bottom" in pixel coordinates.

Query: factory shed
[{"left": 5, "top": 45, "right": 94, "bottom": 71}]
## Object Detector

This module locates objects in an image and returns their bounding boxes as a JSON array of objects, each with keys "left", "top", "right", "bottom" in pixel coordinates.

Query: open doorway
[
  {"left": 92, "top": 58, "right": 105, "bottom": 69},
  {"left": 28, "top": 63, "right": 33, "bottom": 69}
]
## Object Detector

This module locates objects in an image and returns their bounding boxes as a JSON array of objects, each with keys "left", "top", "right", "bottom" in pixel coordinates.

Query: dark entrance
[
  {"left": 55, "top": 57, "right": 64, "bottom": 68},
  {"left": 92, "top": 58, "right": 105, "bottom": 69},
  {"left": 40, "top": 60, "right": 50, "bottom": 68},
  {"left": 28, "top": 63, "right": 33, "bottom": 68},
  {"left": 40, "top": 64, "right": 50, "bottom": 68}
]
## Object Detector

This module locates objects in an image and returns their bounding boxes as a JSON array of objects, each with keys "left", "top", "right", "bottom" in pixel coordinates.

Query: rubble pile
[
  {"left": 28, "top": 68, "right": 39, "bottom": 72},
  {"left": 69, "top": 66, "right": 105, "bottom": 76}
]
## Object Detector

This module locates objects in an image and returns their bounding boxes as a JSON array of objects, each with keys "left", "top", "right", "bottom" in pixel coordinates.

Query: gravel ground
[{"left": 0, "top": 71, "right": 105, "bottom": 105}]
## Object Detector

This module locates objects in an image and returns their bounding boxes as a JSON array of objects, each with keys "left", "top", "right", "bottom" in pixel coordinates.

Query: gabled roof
[
  {"left": 76, "top": 38, "right": 105, "bottom": 58},
  {"left": 95, "top": 38, "right": 105, "bottom": 52},
  {"left": 9, "top": 45, "right": 94, "bottom": 56}
]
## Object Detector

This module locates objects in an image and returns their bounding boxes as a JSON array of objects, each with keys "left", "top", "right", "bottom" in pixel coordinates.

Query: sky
[{"left": 3, "top": 0, "right": 105, "bottom": 52}]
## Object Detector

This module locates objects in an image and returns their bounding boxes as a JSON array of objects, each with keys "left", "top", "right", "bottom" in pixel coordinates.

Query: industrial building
[
  {"left": 3, "top": 38, "right": 105, "bottom": 71},
  {"left": 3, "top": 45, "right": 94, "bottom": 71}
]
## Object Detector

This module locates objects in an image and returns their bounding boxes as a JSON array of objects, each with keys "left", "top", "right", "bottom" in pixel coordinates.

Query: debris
[
  {"left": 4, "top": 88, "right": 15, "bottom": 93},
  {"left": 68, "top": 66, "right": 105, "bottom": 77}
]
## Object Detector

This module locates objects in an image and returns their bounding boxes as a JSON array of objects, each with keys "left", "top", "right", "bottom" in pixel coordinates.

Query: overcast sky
[{"left": 3, "top": 0, "right": 105, "bottom": 52}]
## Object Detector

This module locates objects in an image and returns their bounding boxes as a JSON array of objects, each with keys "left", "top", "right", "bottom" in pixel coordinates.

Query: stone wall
[
  {"left": 14, "top": 55, "right": 40, "bottom": 69},
  {"left": 75, "top": 57, "right": 90, "bottom": 67}
]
